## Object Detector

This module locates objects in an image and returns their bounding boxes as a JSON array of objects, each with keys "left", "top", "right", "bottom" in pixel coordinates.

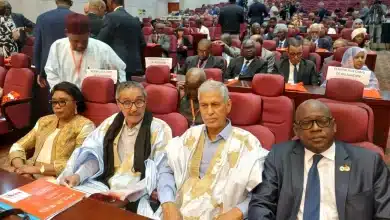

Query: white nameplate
[
  {"left": 86, "top": 69, "right": 117, "bottom": 83},
  {"left": 326, "top": 66, "right": 370, "bottom": 86},
  {"left": 145, "top": 57, "right": 172, "bottom": 69}
]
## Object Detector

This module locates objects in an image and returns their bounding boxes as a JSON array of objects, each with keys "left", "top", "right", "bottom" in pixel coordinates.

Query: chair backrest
[
  {"left": 81, "top": 77, "right": 119, "bottom": 126},
  {"left": 3, "top": 53, "right": 34, "bottom": 129},
  {"left": 204, "top": 68, "right": 223, "bottom": 82},
  {"left": 144, "top": 65, "right": 174, "bottom": 88},
  {"left": 211, "top": 42, "right": 223, "bottom": 56},
  {"left": 21, "top": 36, "right": 34, "bottom": 59},
  {"left": 164, "top": 27, "right": 174, "bottom": 35},
  {"left": 345, "top": 20, "right": 353, "bottom": 28},
  {"left": 333, "top": 46, "right": 350, "bottom": 62},
  {"left": 322, "top": 60, "right": 342, "bottom": 81},
  {"left": 263, "top": 40, "right": 277, "bottom": 51},
  {"left": 231, "top": 38, "right": 241, "bottom": 48},
  {"left": 288, "top": 28, "right": 299, "bottom": 37},
  {"left": 145, "top": 84, "right": 188, "bottom": 136},
  {"left": 142, "top": 27, "right": 153, "bottom": 36},
  {"left": 0, "top": 65, "right": 6, "bottom": 87},
  {"left": 341, "top": 28, "right": 353, "bottom": 40},
  {"left": 228, "top": 92, "right": 275, "bottom": 150},
  {"left": 255, "top": 42, "right": 262, "bottom": 56},
  {"left": 204, "top": 20, "right": 213, "bottom": 27},
  {"left": 273, "top": 51, "right": 282, "bottom": 61},
  {"left": 251, "top": 74, "right": 294, "bottom": 143}
]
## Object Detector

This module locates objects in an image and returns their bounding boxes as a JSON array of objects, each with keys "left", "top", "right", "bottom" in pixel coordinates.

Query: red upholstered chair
[
  {"left": 142, "top": 26, "right": 153, "bottom": 36},
  {"left": 211, "top": 43, "right": 223, "bottom": 56},
  {"left": 231, "top": 38, "right": 241, "bottom": 48},
  {"left": 204, "top": 20, "right": 213, "bottom": 27},
  {"left": 251, "top": 74, "right": 294, "bottom": 144},
  {"left": 341, "top": 28, "right": 353, "bottom": 40},
  {"left": 183, "top": 28, "right": 191, "bottom": 35},
  {"left": 322, "top": 60, "right": 342, "bottom": 81},
  {"left": 263, "top": 40, "right": 277, "bottom": 51},
  {"left": 164, "top": 27, "right": 174, "bottom": 35},
  {"left": 185, "top": 34, "right": 194, "bottom": 56},
  {"left": 143, "top": 65, "right": 174, "bottom": 88},
  {"left": 143, "top": 22, "right": 152, "bottom": 27},
  {"left": 143, "top": 18, "right": 151, "bottom": 23},
  {"left": 317, "top": 78, "right": 383, "bottom": 157},
  {"left": 345, "top": 20, "right": 353, "bottom": 28},
  {"left": 303, "top": 45, "right": 321, "bottom": 72},
  {"left": 0, "top": 53, "right": 34, "bottom": 135},
  {"left": 288, "top": 28, "right": 299, "bottom": 38},
  {"left": 334, "top": 47, "right": 349, "bottom": 62},
  {"left": 273, "top": 51, "right": 282, "bottom": 61},
  {"left": 81, "top": 77, "right": 119, "bottom": 126},
  {"left": 189, "top": 21, "right": 196, "bottom": 27},
  {"left": 329, "top": 34, "right": 339, "bottom": 41},
  {"left": 145, "top": 84, "right": 188, "bottom": 137},
  {"left": 302, "top": 20, "right": 312, "bottom": 27},
  {"left": 255, "top": 42, "right": 262, "bottom": 56},
  {"left": 21, "top": 36, "right": 34, "bottom": 60},
  {"left": 0, "top": 56, "right": 4, "bottom": 67},
  {"left": 204, "top": 68, "right": 223, "bottom": 82},
  {"left": 228, "top": 92, "right": 275, "bottom": 150}
]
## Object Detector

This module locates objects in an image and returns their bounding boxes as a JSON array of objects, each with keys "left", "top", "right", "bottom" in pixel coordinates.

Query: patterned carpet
[{"left": 1, "top": 50, "right": 390, "bottom": 168}]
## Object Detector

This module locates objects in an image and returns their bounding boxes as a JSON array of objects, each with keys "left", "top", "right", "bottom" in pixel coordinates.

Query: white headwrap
[{"left": 351, "top": 27, "right": 367, "bottom": 40}]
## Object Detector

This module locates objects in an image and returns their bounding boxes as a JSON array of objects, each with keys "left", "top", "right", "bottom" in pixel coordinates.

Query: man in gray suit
[
  {"left": 274, "top": 38, "right": 319, "bottom": 85},
  {"left": 148, "top": 22, "right": 171, "bottom": 57},
  {"left": 178, "top": 39, "right": 225, "bottom": 75},
  {"left": 251, "top": 34, "right": 275, "bottom": 73},
  {"left": 248, "top": 99, "right": 390, "bottom": 220},
  {"left": 215, "top": 33, "right": 241, "bottom": 66}
]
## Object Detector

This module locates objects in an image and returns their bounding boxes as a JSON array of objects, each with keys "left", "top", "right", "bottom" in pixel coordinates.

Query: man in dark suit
[
  {"left": 273, "top": 23, "right": 289, "bottom": 48},
  {"left": 34, "top": 0, "right": 73, "bottom": 88},
  {"left": 178, "top": 39, "right": 225, "bottom": 75},
  {"left": 248, "top": 99, "right": 390, "bottom": 220},
  {"left": 218, "top": 0, "right": 244, "bottom": 35},
  {"left": 5, "top": 1, "right": 35, "bottom": 51},
  {"left": 248, "top": 0, "right": 268, "bottom": 25},
  {"left": 225, "top": 39, "right": 268, "bottom": 80},
  {"left": 274, "top": 38, "right": 319, "bottom": 85},
  {"left": 98, "top": 0, "right": 146, "bottom": 80},
  {"left": 87, "top": 0, "right": 105, "bottom": 38}
]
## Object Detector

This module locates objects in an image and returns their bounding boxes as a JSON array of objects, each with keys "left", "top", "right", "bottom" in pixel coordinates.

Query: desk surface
[{"left": 0, "top": 170, "right": 147, "bottom": 220}]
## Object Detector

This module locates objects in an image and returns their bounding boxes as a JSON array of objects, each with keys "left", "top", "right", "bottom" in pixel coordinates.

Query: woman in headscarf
[
  {"left": 322, "top": 47, "right": 379, "bottom": 89},
  {"left": 351, "top": 27, "right": 369, "bottom": 49},
  {"left": 352, "top": 18, "right": 364, "bottom": 29}
]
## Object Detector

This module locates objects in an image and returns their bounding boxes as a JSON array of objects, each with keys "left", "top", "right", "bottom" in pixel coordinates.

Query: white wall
[
  {"left": 180, "top": 0, "right": 227, "bottom": 10},
  {"left": 8, "top": 0, "right": 170, "bottom": 22}
]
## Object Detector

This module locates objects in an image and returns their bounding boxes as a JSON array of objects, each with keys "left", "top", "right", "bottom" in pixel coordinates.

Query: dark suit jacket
[
  {"left": 218, "top": 4, "right": 244, "bottom": 34},
  {"left": 33, "top": 6, "right": 73, "bottom": 76},
  {"left": 248, "top": 140, "right": 390, "bottom": 220},
  {"left": 87, "top": 13, "right": 103, "bottom": 38},
  {"left": 178, "top": 55, "right": 225, "bottom": 75},
  {"left": 98, "top": 7, "right": 146, "bottom": 77},
  {"left": 248, "top": 2, "right": 268, "bottom": 25},
  {"left": 225, "top": 56, "right": 268, "bottom": 80},
  {"left": 11, "top": 13, "right": 35, "bottom": 51},
  {"left": 274, "top": 38, "right": 289, "bottom": 48},
  {"left": 274, "top": 58, "right": 319, "bottom": 85}
]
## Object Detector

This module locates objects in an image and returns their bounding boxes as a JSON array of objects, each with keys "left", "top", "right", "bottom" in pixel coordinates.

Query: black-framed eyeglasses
[
  {"left": 294, "top": 116, "right": 333, "bottom": 130},
  {"left": 49, "top": 100, "right": 74, "bottom": 107},
  {"left": 117, "top": 99, "right": 145, "bottom": 109}
]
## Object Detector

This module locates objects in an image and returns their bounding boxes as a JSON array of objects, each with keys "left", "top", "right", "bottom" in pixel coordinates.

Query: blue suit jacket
[{"left": 33, "top": 6, "right": 73, "bottom": 77}]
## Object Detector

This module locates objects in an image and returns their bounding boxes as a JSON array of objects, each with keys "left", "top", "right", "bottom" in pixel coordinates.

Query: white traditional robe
[
  {"left": 164, "top": 125, "right": 269, "bottom": 219},
  {"left": 45, "top": 37, "right": 126, "bottom": 89},
  {"left": 58, "top": 113, "right": 172, "bottom": 219}
]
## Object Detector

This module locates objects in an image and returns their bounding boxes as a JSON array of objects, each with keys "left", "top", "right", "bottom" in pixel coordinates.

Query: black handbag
[{"left": 0, "top": 208, "right": 30, "bottom": 220}]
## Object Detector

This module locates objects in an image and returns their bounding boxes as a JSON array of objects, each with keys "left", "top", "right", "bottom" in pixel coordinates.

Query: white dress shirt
[
  {"left": 289, "top": 60, "right": 299, "bottom": 84},
  {"left": 278, "top": 39, "right": 286, "bottom": 48},
  {"left": 199, "top": 25, "right": 210, "bottom": 40},
  {"left": 297, "top": 142, "right": 339, "bottom": 220}
]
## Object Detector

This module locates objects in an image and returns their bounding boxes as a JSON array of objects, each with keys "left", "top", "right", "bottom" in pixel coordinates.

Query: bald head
[
  {"left": 185, "top": 68, "right": 207, "bottom": 100},
  {"left": 333, "top": 39, "right": 347, "bottom": 51},
  {"left": 295, "top": 99, "right": 332, "bottom": 121}
]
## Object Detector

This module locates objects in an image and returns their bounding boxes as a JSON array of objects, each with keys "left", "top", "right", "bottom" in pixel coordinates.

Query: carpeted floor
[{"left": 1, "top": 49, "right": 390, "bottom": 169}]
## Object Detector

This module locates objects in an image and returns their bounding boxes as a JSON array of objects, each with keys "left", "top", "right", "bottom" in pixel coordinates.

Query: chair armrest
[{"left": 1, "top": 97, "right": 33, "bottom": 131}]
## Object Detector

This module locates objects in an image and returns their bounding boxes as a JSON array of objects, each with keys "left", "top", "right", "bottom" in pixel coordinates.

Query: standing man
[
  {"left": 34, "top": 0, "right": 73, "bottom": 88},
  {"left": 368, "top": 0, "right": 386, "bottom": 47},
  {"left": 248, "top": 99, "right": 390, "bottom": 220},
  {"left": 248, "top": 0, "right": 268, "bottom": 25},
  {"left": 218, "top": 0, "right": 245, "bottom": 36},
  {"left": 98, "top": 0, "right": 146, "bottom": 80},
  {"left": 87, "top": 0, "right": 106, "bottom": 38}
]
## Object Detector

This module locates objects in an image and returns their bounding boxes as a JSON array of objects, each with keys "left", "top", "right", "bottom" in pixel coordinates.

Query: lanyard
[
  {"left": 70, "top": 47, "right": 84, "bottom": 75},
  {"left": 190, "top": 99, "right": 200, "bottom": 126},
  {"left": 197, "top": 58, "right": 208, "bottom": 69}
]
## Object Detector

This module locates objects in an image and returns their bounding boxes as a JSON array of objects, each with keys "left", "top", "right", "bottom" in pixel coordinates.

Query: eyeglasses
[
  {"left": 288, "top": 52, "right": 303, "bottom": 57},
  {"left": 294, "top": 116, "right": 333, "bottom": 130},
  {"left": 49, "top": 100, "right": 74, "bottom": 107},
  {"left": 117, "top": 99, "right": 145, "bottom": 109}
]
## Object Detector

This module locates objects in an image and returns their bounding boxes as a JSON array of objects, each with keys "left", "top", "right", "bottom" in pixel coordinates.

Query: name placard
[
  {"left": 86, "top": 69, "right": 118, "bottom": 83},
  {"left": 145, "top": 57, "right": 172, "bottom": 69},
  {"left": 326, "top": 66, "right": 370, "bottom": 86}
]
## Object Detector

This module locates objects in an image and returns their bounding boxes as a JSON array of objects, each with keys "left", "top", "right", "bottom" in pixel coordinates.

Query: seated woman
[
  {"left": 58, "top": 82, "right": 172, "bottom": 216},
  {"left": 8, "top": 82, "right": 95, "bottom": 179},
  {"left": 176, "top": 27, "right": 192, "bottom": 67},
  {"left": 352, "top": 18, "right": 364, "bottom": 30},
  {"left": 351, "top": 27, "right": 369, "bottom": 49},
  {"left": 322, "top": 47, "right": 379, "bottom": 90}
]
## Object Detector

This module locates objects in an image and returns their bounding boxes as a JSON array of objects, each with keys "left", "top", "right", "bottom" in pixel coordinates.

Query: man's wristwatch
[{"left": 40, "top": 164, "right": 45, "bottom": 174}]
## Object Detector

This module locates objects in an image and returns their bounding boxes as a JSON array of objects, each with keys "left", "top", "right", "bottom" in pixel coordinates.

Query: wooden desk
[
  {"left": 0, "top": 170, "right": 147, "bottom": 220},
  {"left": 135, "top": 75, "right": 390, "bottom": 151}
]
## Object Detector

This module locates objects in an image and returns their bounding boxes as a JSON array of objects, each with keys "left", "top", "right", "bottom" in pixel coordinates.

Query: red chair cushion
[
  {"left": 154, "top": 113, "right": 188, "bottom": 137},
  {"left": 334, "top": 47, "right": 349, "bottom": 62},
  {"left": 237, "top": 125, "right": 275, "bottom": 151},
  {"left": 11, "top": 53, "right": 30, "bottom": 68},
  {"left": 252, "top": 74, "right": 285, "bottom": 97},
  {"left": 145, "top": 65, "right": 171, "bottom": 84},
  {"left": 228, "top": 92, "right": 262, "bottom": 125},
  {"left": 142, "top": 27, "right": 153, "bottom": 35},
  {"left": 82, "top": 103, "right": 119, "bottom": 126},
  {"left": 82, "top": 77, "right": 115, "bottom": 103},
  {"left": 211, "top": 43, "right": 223, "bottom": 56},
  {"left": 325, "top": 78, "right": 364, "bottom": 102},
  {"left": 145, "top": 85, "right": 178, "bottom": 114},
  {"left": 263, "top": 40, "right": 277, "bottom": 51},
  {"left": 204, "top": 68, "right": 223, "bottom": 82},
  {"left": 0, "top": 66, "right": 6, "bottom": 87}
]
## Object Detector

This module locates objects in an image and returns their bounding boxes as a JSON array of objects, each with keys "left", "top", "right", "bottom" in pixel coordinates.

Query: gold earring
[{"left": 75, "top": 108, "right": 78, "bottom": 115}]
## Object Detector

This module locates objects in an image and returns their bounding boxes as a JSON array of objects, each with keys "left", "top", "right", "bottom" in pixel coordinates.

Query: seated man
[
  {"left": 216, "top": 33, "right": 241, "bottom": 66},
  {"left": 178, "top": 39, "right": 226, "bottom": 75},
  {"left": 225, "top": 39, "right": 268, "bottom": 80},
  {"left": 306, "top": 24, "right": 331, "bottom": 51},
  {"left": 148, "top": 22, "right": 171, "bottom": 57},
  {"left": 251, "top": 34, "right": 276, "bottom": 73},
  {"left": 322, "top": 39, "right": 348, "bottom": 69},
  {"left": 177, "top": 68, "right": 207, "bottom": 126},
  {"left": 264, "top": 17, "right": 277, "bottom": 40},
  {"left": 45, "top": 13, "right": 126, "bottom": 89},
  {"left": 244, "top": 22, "right": 262, "bottom": 40},
  {"left": 248, "top": 99, "right": 390, "bottom": 220},
  {"left": 158, "top": 80, "right": 269, "bottom": 219},
  {"left": 58, "top": 82, "right": 172, "bottom": 216},
  {"left": 274, "top": 38, "right": 319, "bottom": 85},
  {"left": 273, "top": 23, "right": 289, "bottom": 48}
]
